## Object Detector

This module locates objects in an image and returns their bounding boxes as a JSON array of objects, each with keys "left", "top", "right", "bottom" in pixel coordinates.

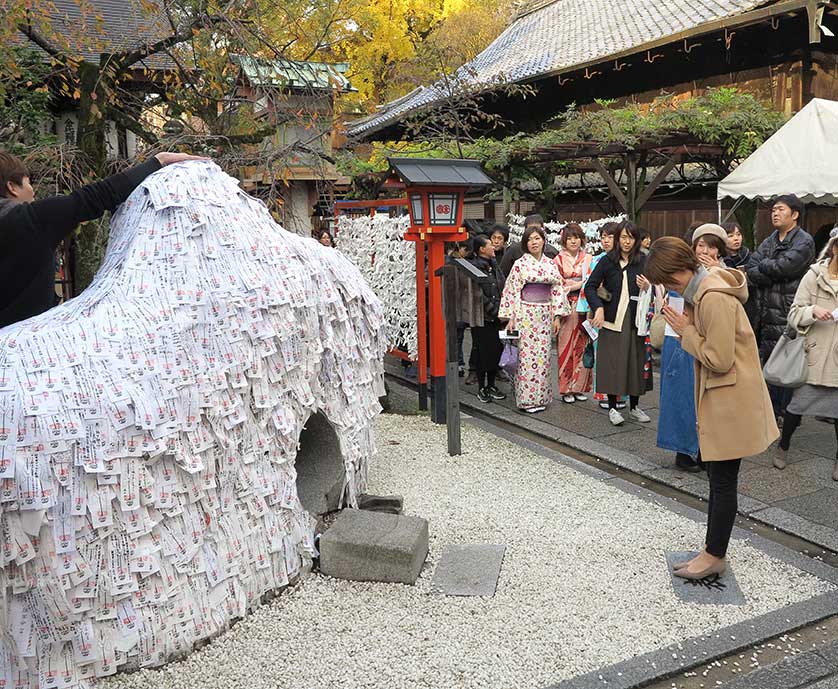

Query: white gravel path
[{"left": 99, "top": 415, "right": 835, "bottom": 689}]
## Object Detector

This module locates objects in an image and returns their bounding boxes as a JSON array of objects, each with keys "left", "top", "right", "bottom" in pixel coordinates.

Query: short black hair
[
  {"left": 520, "top": 226, "right": 547, "bottom": 255},
  {"left": 472, "top": 234, "right": 491, "bottom": 255},
  {"left": 772, "top": 194, "right": 804, "bottom": 220},
  {"left": 523, "top": 213, "right": 544, "bottom": 228},
  {"left": 489, "top": 223, "right": 509, "bottom": 240}
]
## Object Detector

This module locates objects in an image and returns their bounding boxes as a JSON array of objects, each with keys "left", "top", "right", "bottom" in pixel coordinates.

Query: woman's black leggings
[
  {"left": 781, "top": 412, "right": 838, "bottom": 458},
  {"left": 472, "top": 324, "right": 502, "bottom": 389},
  {"left": 705, "top": 459, "right": 742, "bottom": 558},
  {"left": 607, "top": 395, "right": 639, "bottom": 410}
]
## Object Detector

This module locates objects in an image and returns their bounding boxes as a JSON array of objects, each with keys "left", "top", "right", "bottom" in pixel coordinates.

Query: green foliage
[
  {"left": 528, "top": 88, "right": 785, "bottom": 162},
  {"left": 339, "top": 88, "right": 786, "bottom": 200},
  {"left": 0, "top": 47, "right": 56, "bottom": 151}
]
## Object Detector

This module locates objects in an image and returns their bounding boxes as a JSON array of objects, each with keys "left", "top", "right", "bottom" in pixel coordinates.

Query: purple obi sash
[{"left": 521, "top": 282, "right": 551, "bottom": 304}]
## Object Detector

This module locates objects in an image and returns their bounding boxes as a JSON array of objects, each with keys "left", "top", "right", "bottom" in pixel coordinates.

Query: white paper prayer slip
[
  {"left": 581, "top": 319, "right": 599, "bottom": 341},
  {"left": 0, "top": 162, "right": 387, "bottom": 687},
  {"left": 664, "top": 296, "right": 685, "bottom": 339}
]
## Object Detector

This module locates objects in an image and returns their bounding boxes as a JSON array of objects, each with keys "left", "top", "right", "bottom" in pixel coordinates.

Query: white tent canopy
[{"left": 718, "top": 98, "right": 838, "bottom": 205}]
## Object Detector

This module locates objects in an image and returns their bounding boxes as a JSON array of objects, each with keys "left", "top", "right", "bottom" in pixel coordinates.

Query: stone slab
[
  {"left": 665, "top": 551, "right": 746, "bottom": 606},
  {"left": 752, "top": 506, "right": 838, "bottom": 553},
  {"left": 430, "top": 544, "right": 506, "bottom": 597},
  {"left": 319, "top": 508, "right": 428, "bottom": 585},
  {"left": 738, "top": 462, "right": 824, "bottom": 504},
  {"left": 719, "top": 643, "right": 838, "bottom": 689},
  {"left": 356, "top": 493, "right": 404, "bottom": 514},
  {"left": 775, "top": 487, "right": 838, "bottom": 529}
]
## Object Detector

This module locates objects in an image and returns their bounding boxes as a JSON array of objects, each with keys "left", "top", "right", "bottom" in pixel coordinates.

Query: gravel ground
[{"left": 100, "top": 415, "right": 835, "bottom": 689}]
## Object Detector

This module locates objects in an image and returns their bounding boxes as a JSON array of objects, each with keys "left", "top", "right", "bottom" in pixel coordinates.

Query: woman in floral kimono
[
  {"left": 554, "top": 223, "right": 593, "bottom": 403},
  {"left": 499, "top": 226, "right": 570, "bottom": 413}
]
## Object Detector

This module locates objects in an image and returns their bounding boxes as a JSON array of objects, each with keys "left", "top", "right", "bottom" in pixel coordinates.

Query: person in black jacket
[
  {"left": 0, "top": 150, "right": 206, "bottom": 329},
  {"left": 488, "top": 223, "right": 509, "bottom": 267},
  {"left": 584, "top": 220, "right": 652, "bottom": 426},
  {"left": 744, "top": 195, "right": 816, "bottom": 420},
  {"left": 470, "top": 234, "right": 507, "bottom": 403},
  {"left": 722, "top": 221, "right": 757, "bottom": 328}
]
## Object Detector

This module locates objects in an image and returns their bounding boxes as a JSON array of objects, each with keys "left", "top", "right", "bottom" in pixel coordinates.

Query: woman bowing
[{"left": 499, "top": 226, "right": 570, "bottom": 413}]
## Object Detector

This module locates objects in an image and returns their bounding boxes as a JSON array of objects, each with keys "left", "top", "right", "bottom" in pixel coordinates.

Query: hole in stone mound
[{"left": 294, "top": 412, "right": 346, "bottom": 516}]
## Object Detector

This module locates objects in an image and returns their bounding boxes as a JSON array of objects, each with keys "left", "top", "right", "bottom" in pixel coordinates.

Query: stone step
[{"left": 319, "top": 509, "right": 429, "bottom": 585}]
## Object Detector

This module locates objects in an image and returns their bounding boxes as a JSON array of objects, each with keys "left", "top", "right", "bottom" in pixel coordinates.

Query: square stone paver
[
  {"left": 774, "top": 487, "right": 838, "bottom": 529},
  {"left": 601, "top": 428, "right": 675, "bottom": 468},
  {"left": 430, "top": 544, "right": 506, "bottom": 597},
  {"left": 665, "top": 551, "right": 746, "bottom": 606},
  {"left": 790, "top": 456, "right": 838, "bottom": 484},
  {"left": 738, "top": 462, "right": 825, "bottom": 504}
]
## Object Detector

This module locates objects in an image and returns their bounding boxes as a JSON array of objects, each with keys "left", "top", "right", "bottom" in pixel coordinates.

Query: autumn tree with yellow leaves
[{"left": 0, "top": 0, "right": 513, "bottom": 286}]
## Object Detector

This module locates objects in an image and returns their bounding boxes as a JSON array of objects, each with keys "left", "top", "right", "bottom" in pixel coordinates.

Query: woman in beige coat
[
  {"left": 645, "top": 237, "right": 779, "bottom": 580},
  {"left": 776, "top": 228, "right": 838, "bottom": 479}
]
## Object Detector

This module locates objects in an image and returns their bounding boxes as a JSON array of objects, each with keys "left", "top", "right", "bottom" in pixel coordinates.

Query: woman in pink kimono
[
  {"left": 554, "top": 223, "right": 593, "bottom": 403},
  {"left": 499, "top": 227, "right": 570, "bottom": 413}
]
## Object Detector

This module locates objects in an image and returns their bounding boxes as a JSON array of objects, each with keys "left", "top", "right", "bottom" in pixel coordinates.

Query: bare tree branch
[
  {"left": 16, "top": 22, "right": 64, "bottom": 60},
  {"left": 105, "top": 106, "right": 158, "bottom": 144},
  {"left": 113, "top": 0, "right": 238, "bottom": 72}
]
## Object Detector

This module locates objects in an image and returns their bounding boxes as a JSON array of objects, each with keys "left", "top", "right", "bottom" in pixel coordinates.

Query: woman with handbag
[
  {"left": 646, "top": 237, "right": 779, "bottom": 580},
  {"left": 774, "top": 228, "right": 838, "bottom": 478},
  {"left": 657, "top": 224, "right": 730, "bottom": 472},
  {"left": 554, "top": 223, "right": 593, "bottom": 403},
  {"left": 583, "top": 221, "right": 652, "bottom": 426},
  {"left": 469, "top": 235, "right": 507, "bottom": 404},
  {"left": 499, "top": 226, "right": 570, "bottom": 413}
]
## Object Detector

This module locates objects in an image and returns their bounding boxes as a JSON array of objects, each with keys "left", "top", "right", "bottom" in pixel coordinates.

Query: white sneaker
[
  {"left": 609, "top": 408, "right": 625, "bottom": 426},
  {"left": 574, "top": 394, "right": 588, "bottom": 401},
  {"left": 629, "top": 407, "right": 651, "bottom": 423}
]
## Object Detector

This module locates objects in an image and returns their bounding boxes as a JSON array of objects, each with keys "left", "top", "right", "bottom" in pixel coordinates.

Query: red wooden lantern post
[{"left": 387, "top": 158, "right": 493, "bottom": 424}]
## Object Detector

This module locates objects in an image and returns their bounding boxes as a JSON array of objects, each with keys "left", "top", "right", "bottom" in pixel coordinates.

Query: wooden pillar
[
  {"left": 427, "top": 240, "right": 447, "bottom": 424},
  {"left": 626, "top": 155, "right": 638, "bottom": 222},
  {"left": 415, "top": 242, "right": 428, "bottom": 411},
  {"left": 441, "top": 264, "right": 461, "bottom": 455}
]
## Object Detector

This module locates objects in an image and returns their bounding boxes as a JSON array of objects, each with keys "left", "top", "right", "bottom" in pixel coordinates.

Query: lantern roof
[{"left": 387, "top": 158, "right": 493, "bottom": 188}]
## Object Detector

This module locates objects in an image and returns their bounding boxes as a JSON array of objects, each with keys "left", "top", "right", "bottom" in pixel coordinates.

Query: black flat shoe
[{"left": 675, "top": 454, "right": 702, "bottom": 473}]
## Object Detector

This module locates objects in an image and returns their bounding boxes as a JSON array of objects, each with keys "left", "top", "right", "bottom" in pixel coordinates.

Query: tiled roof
[
  {"left": 347, "top": 0, "right": 773, "bottom": 138},
  {"left": 32, "top": 0, "right": 176, "bottom": 69},
  {"left": 233, "top": 56, "right": 355, "bottom": 93}
]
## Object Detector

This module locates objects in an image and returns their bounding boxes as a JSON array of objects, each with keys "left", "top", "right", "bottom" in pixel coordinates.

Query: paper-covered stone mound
[{"left": 0, "top": 161, "right": 386, "bottom": 686}]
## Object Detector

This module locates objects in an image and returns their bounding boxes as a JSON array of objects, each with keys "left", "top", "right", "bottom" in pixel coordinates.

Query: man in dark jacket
[
  {"left": 744, "top": 195, "right": 815, "bottom": 419},
  {"left": 0, "top": 150, "right": 205, "bottom": 329}
]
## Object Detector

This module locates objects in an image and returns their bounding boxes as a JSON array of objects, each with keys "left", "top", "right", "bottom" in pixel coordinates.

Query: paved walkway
[{"left": 386, "top": 344, "right": 838, "bottom": 553}]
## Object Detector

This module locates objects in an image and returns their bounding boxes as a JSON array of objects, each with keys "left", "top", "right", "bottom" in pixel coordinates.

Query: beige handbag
[{"left": 649, "top": 286, "right": 667, "bottom": 349}]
